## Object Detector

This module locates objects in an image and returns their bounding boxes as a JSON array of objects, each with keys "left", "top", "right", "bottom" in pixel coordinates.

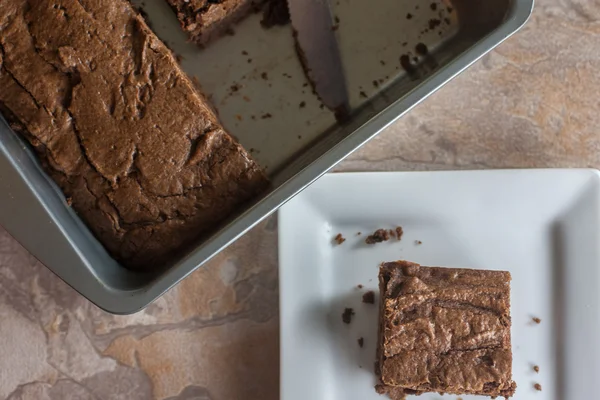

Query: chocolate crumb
[
  {"left": 362, "top": 291, "right": 375, "bottom": 304},
  {"left": 388, "top": 229, "right": 396, "bottom": 238},
  {"left": 532, "top": 317, "right": 542, "bottom": 324},
  {"left": 400, "top": 54, "right": 415, "bottom": 74},
  {"left": 395, "top": 226, "right": 404, "bottom": 240},
  {"left": 365, "top": 229, "right": 390, "bottom": 244},
  {"left": 261, "top": 113, "right": 272, "bottom": 119},
  {"left": 373, "top": 80, "right": 379, "bottom": 88},
  {"left": 359, "top": 91, "right": 368, "bottom": 98},
  {"left": 380, "top": 60, "right": 386, "bottom": 66},
  {"left": 299, "top": 101, "right": 306, "bottom": 108},
  {"left": 334, "top": 15, "right": 340, "bottom": 24},
  {"left": 261, "top": 0, "right": 291, "bottom": 28},
  {"left": 342, "top": 308, "right": 354, "bottom": 324},
  {"left": 428, "top": 18, "right": 441, "bottom": 29},
  {"left": 334, "top": 233, "right": 346, "bottom": 245},
  {"left": 357, "top": 284, "right": 363, "bottom": 289},
  {"left": 261, "top": 72, "right": 268, "bottom": 80},
  {"left": 358, "top": 337, "right": 364, "bottom": 348},
  {"left": 357, "top": 232, "right": 362, "bottom": 235},
  {"left": 430, "top": 3, "right": 437, "bottom": 10},
  {"left": 65, "top": 197, "right": 73, "bottom": 206},
  {"left": 247, "top": 58, "right": 253, "bottom": 63},
  {"left": 406, "top": 13, "right": 413, "bottom": 19},
  {"left": 533, "top": 365, "right": 540, "bottom": 373},
  {"left": 230, "top": 83, "right": 241, "bottom": 93},
  {"left": 415, "top": 240, "right": 422, "bottom": 245},
  {"left": 241, "top": 50, "right": 248, "bottom": 55},
  {"left": 534, "top": 383, "right": 542, "bottom": 391},
  {"left": 415, "top": 43, "right": 429, "bottom": 55}
]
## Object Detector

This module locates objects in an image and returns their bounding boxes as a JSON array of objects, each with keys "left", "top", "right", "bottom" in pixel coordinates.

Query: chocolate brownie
[
  {"left": 0, "top": 0, "right": 268, "bottom": 270},
  {"left": 166, "top": 0, "right": 263, "bottom": 46},
  {"left": 376, "top": 261, "right": 516, "bottom": 399}
]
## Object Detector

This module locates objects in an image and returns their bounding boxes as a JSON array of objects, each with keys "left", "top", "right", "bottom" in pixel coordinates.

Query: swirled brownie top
[
  {"left": 376, "top": 261, "right": 516, "bottom": 399},
  {"left": 0, "top": 0, "right": 268, "bottom": 270}
]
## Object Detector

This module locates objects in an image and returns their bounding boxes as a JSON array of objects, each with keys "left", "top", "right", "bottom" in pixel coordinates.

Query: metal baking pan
[{"left": 0, "top": 0, "right": 533, "bottom": 314}]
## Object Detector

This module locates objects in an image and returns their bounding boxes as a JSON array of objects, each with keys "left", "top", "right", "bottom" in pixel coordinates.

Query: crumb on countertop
[
  {"left": 533, "top": 365, "right": 539, "bottom": 373},
  {"left": 415, "top": 240, "right": 422, "bottom": 245},
  {"left": 358, "top": 337, "right": 364, "bottom": 348},
  {"left": 342, "top": 308, "right": 354, "bottom": 324},
  {"left": 357, "top": 284, "right": 363, "bottom": 289},
  {"left": 534, "top": 383, "right": 542, "bottom": 391},
  {"left": 362, "top": 291, "right": 375, "bottom": 304},
  {"left": 334, "top": 233, "right": 346, "bottom": 245},
  {"left": 532, "top": 317, "right": 541, "bottom": 324}
]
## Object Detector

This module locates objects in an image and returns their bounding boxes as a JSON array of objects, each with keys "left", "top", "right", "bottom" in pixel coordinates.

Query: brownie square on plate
[{"left": 376, "top": 261, "right": 516, "bottom": 399}]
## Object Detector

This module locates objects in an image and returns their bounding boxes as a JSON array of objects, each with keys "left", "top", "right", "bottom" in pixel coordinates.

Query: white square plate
[{"left": 278, "top": 170, "right": 600, "bottom": 400}]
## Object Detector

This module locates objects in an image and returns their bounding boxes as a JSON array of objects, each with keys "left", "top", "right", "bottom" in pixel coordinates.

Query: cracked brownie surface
[
  {"left": 0, "top": 0, "right": 268, "bottom": 270},
  {"left": 376, "top": 261, "right": 516, "bottom": 399}
]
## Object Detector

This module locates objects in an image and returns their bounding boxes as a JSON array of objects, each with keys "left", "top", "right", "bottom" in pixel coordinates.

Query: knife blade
[{"left": 287, "top": 0, "right": 350, "bottom": 120}]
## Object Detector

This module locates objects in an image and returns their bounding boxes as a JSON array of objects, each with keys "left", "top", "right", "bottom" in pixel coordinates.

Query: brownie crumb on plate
[
  {"left": 342, "top": 308, "right": 354, "bottom": 324},
  {"left": 376, "top": 260, "right": 516, "bottom": 398},
  {"left": 334, "top": 233, "right": 346, "bottom": 245},
  {"left": 534, "top": 383, "right": 542, "bottom": 391},
  {"left": 532, "top": 316, "right": 542, "bottom": 324},
  {"left": 365, "top": 229, "right": 390, "bottom": 244},
  {"left": 395, "top": 226, "right": 404, "bottom": 240},
  {"left": 362, "top": 290, "right": 375, "bottom": 304},
  {"left": 533, "top": 365, "right": 540, "bottom": 373}
]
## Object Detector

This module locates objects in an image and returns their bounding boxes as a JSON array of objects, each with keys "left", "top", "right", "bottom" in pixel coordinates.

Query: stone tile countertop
[{"left": 1, "top": 0, "right": 599, "bottom": 398}]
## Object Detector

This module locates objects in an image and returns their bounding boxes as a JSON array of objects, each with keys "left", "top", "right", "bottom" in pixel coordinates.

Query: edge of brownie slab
[
  {"left": 166, "top": 0, "right": 264, "bottom": 46},
  {"left": 0, "top": 0, "right": 268, "bottom": 270},
  {"left": 376, "top": 261, "right": 516, "bottom": 398}
]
